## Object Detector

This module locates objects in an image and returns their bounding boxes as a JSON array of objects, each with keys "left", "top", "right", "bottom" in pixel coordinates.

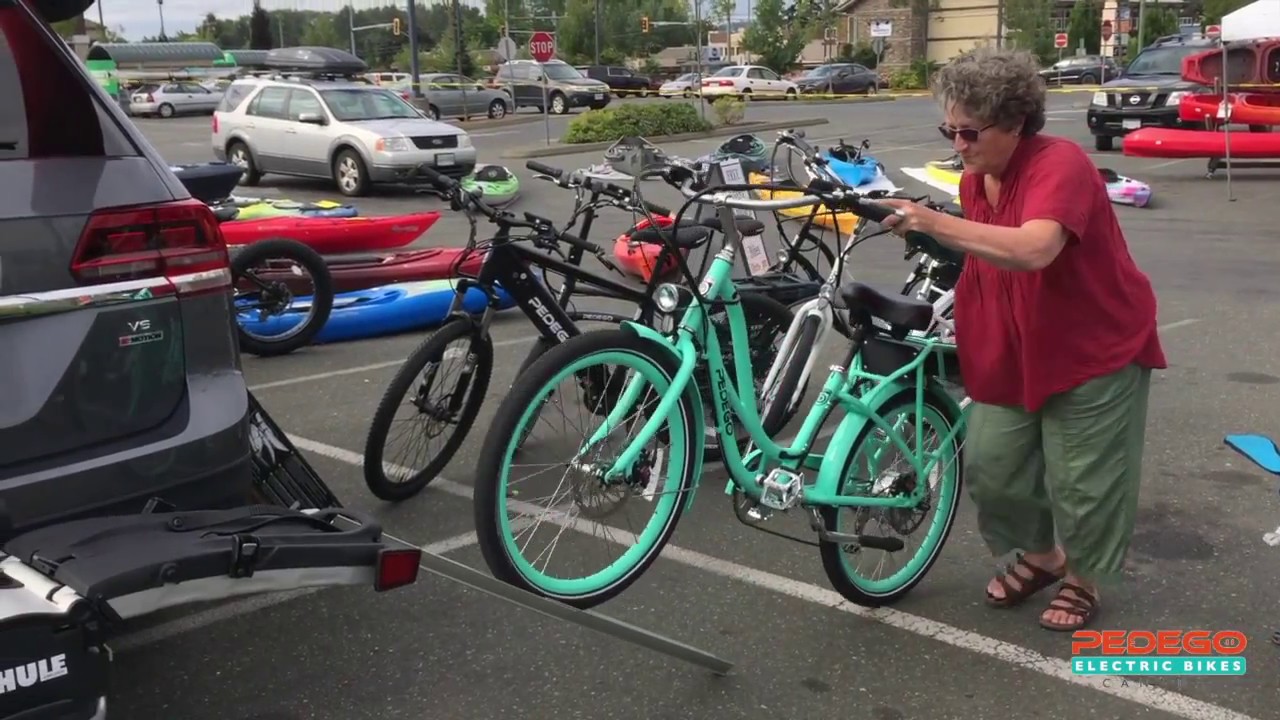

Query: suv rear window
[{"left": 0, "top": 2, "right": 132, "bottom": 160}]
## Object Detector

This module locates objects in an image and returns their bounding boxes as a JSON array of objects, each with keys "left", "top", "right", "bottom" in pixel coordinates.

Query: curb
[
  {"left": 786, "top": 95, "right": 897, "bottom": 107},
  {"left": 448, "top": 113, "right": 542, "bottom": 131},
  {"left": 502, "top": 117, "right": 831, "bottom": 159}
]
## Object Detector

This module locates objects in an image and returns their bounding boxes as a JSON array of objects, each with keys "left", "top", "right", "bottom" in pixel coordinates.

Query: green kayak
[{"left": 461, "top": 164, "right": 520, "bottom": 206}]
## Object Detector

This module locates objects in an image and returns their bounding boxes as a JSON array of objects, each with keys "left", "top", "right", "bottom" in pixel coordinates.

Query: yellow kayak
[{"left": 748, "top": 172, "right": 861, "bottom": 234}]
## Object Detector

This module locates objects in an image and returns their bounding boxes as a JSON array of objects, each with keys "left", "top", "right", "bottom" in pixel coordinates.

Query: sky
[{"left": 90, "top": 0, "right": 755, "bottom": 43}]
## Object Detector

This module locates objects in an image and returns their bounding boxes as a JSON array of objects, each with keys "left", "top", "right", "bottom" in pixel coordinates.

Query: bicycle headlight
[{"left": 655, "top": 283, "right": 682, "bottom": 313}]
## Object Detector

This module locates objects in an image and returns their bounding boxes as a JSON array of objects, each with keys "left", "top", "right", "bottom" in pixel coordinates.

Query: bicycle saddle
[
  {"left": 1224, "top": 434, "right": 1280, "bottom": 476},
  {"left": 629, "top": 220, "right": 711, "bottom": 249},
  {"left": 839, "top": 282, "right": 935, "bottom": 332},
  {"left": 698, "top": 216, "right": 766, "bottom": 237}
]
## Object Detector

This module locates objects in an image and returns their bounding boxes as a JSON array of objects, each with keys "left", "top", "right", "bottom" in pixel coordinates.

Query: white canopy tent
[{"left": 1221, "top": 0, "right": 1280, "bottom": 43}]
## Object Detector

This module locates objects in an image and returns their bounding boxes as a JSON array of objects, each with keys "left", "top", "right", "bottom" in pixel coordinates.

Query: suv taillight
[
  {"left": 146, "top": 93, "right": 154, "bottom": 102},
  {"left": 212, "top": 114, "right": 219, "bottom": 133},
  {"left": 70, "top": 199, "right": 231, "bottom": 294}
]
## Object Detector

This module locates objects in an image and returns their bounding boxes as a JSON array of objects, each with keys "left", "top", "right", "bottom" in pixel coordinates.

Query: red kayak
[
  {"left": 1123, "top": 127, "right": 1280, "bottom": 158},
  {"left": 220, "top": 212, "right": 441, "bottom": 255},
  {"left": 1181, "top": 41, "right": 1280, "bottom": 88},
  {"left": 258, "top": 247, "right": 487, "bottom": 294},
  {"left": 1179, "top": 92, "right": 1280, "bottom": 126},
  {"left": 613, "top": 216, "right": 686, "bottom": 283}
]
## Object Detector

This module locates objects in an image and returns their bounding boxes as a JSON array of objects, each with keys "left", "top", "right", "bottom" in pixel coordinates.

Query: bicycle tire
[
  {"left": 473, "top": 328, "right": 701, "bottom": 608},
  {"left": 760, "top": 313, "right": 821, "bottom": 434},
  {"left": 363, "top": 318, "right": 493, "bottom": 501},
  {"left": 817, "top": 384, "right": 964, "bottom": 607},
  {"left": 701, "top": 292, "right": 795, "bottom": 461},
  {"left": 232, "top": 238, "right": 334, "bottom": 357}
]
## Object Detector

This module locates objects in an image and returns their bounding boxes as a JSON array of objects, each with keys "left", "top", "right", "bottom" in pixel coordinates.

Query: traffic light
[
  {"left": 392, "top": 17, "right": 401, "bottom": 36},
  {"left": 641, "top": 16, "right": 650, "bottom": 33}
]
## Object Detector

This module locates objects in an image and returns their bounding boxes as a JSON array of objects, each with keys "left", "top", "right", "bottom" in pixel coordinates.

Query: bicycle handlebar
[{"left": 524, "top": 160, "right": 672, "bottom": 217}]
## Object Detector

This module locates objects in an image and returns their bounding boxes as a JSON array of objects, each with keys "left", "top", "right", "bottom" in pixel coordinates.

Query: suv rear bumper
[{"left": 1087, "top": 105, "right": 1198, "bottom": 137}]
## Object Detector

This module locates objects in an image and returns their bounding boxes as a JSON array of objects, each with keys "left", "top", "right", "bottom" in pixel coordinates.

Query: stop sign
[
  {"left": 1206, "top": 24, "right": 1221, "bottom": 39},
  {"left": 528, "top": 31, "right": 556, "bottom": 63},
  {"left": 1101, "top": 20, "right": 1113, "bottom": 42}
]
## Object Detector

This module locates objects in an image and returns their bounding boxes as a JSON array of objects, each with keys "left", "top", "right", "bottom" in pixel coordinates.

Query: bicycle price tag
[
  {"left": 741, "top": 234, "right": 772, "bottom": 276},
  {"left": 715, "top": 158, "right": 758, "bottom": 219}
]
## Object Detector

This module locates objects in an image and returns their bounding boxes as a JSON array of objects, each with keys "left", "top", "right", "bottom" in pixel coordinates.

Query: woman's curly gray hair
[{"left": 930, "top": 47, "right": 1046, "bottom": 137}]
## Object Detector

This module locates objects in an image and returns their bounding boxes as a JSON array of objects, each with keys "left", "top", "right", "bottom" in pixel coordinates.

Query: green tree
[
  {"left": 1127, "top": 7, "right": 1180, "bottom": 57},
  {"left": 1002, "top": 0, "right": 1056, "bottom": 64},
  {"left": 741, "top": 0, "right": 810, "bottom": 72},
  {"left": 1202, "top": 0, "right": 1252, "bottom": 27},
  {"left": 249, "top": 3, "right": 273, "bottom": 50},
  {"left": 300, "top": 15, "right": 342, "bottom": 48},
  {"left": 1066, "top": 0, "right": 1101, "bottom": 55}
]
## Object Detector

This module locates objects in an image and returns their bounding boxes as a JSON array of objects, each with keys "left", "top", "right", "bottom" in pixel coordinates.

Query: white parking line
[
  {"left": 282, "top": 435, "right": 1254, "bottom": 720},
  {"left": 247, "top": 334, "right": 538, "bottom": 391}
]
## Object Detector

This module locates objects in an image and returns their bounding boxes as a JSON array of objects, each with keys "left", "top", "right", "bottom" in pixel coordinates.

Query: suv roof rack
[{"left": 261, "top": 46, "right": 368, "bottom": 77}]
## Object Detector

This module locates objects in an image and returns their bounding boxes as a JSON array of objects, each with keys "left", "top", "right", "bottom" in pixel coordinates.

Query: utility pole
[
  {"left": 408, "top": 0, "right": 421, "bottom": 97},
  {"left": 593, "top": 0, "right": 601, "bottom": 64},
  {"left": 348, "top": 2, "right": 356, "bottom": 54},
  {"left": 1136, "top": 0, "right": 1147, "bottom": 52}
]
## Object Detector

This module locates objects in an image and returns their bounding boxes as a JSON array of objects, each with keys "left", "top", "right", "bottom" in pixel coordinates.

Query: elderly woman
[{"left": 880, "top": 47, "right": 1166, "bottom": 632}]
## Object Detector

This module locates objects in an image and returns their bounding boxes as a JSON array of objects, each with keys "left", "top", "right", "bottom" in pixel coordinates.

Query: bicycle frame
[{"left": 590, "top": 199, "right": 968, "bottom": 513}]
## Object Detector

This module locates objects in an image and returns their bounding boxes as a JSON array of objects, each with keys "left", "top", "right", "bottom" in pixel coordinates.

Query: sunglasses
[{"left": 938, "top": 123, "right": 995, "bottom": 142}]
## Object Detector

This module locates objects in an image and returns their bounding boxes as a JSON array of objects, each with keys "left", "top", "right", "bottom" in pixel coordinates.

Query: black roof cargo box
[{"left": 263, "top": 46, "right": 368, "bottom": 75}]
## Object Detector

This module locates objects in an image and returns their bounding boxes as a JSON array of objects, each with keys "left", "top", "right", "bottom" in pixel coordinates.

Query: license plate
[
  {"left": 594, "top": 93, "right": 603, "bottom": 100},
  {"left": 436, "top": 153, "right": 455, "bottom": 166},
  {"left": 1122, "top": 119, "right": 1141, "bottom": 130}
]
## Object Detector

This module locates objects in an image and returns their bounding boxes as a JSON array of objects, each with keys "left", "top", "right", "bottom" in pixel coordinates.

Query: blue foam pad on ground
[{"left": 1224, "top": 434, "right": 1280, "bottom": 476}]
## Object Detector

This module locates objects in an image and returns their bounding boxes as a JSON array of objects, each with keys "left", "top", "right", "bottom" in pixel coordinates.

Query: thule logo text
[{"left": 0, "top": 654, "right": 68, "bottom": 695}]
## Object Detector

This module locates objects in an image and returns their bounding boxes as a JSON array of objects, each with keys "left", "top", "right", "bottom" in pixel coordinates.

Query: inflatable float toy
[
  {"left": 747, "top": 171, "right": 861, "bottom": 235},
  {"left": 461, "top": 164, "right": 521, "bottom": 206},
  {"left": 220, "top": 211, "right": 440, "bottom": 255},
  {"left": 219, "top": 197, "right": 359, "bottom": 220},
  {"left": 612, "top": 215, "right": 687, "bottom": 283},
  {"left": 1099, "top": 169, "right": 1152, "bottom": 208},
  {"left": 822, "top": 140, "right": 884, "bottom": 187},
  {"left": 254, "top": 247, "right": 488, "bottom": 294},
  {"left": 1179, "top": 92, "right": 1280, "bottom": 127},
  {"left": 698, "top": 134, "right": 771, "bottom": 174},
  {"left": 237, "top": 278, "right": 516, "bottom": 345},
  {"left": 1123, "top": 126, "right": 1280, "bottom": 158}
]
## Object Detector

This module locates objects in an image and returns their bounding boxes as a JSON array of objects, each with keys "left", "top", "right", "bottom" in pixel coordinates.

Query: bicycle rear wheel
[
  {"left": 473, "top": 329, "right": 701, "bottom": 608},
  {"left": 818, "top": 385, "right": 964, "bottom": 607},
  {"left": 363, "top": 318, "right": 492, "bottom": 501}
]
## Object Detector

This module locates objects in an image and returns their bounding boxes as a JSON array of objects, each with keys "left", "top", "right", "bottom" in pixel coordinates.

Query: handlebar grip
[
  {"left": 526, "top": 160, "right": 563, "bottom": 179},
  {"left": 557, "top": 231, "right": 601, "bottom": 255},
  {"left": 643, "top": 200, "right": 671, "bottom": 217},
  {"left": 417, "top": 164, "right": 457, "bottom": 191}
]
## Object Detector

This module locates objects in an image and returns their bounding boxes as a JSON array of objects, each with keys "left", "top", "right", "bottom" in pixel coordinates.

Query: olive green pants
[{"left": 966, "top": 364, "right": 1152, "bottom": 585}]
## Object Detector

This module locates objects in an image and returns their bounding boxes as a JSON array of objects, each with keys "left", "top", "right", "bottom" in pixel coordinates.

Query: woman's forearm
[{"left": 920, "top": 211, "right": 1068, "bottom": 272}]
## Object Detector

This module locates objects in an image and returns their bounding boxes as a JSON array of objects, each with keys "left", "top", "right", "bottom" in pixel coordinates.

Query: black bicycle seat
[
  {"left": 698, "top": 216, "right": 766, "bottom": 237},
  {"left": 630, "top": 222, "right": 711, "bottom": 249},
  {"left": 839, "top": 282, "right": 934, "bottom": 332}
]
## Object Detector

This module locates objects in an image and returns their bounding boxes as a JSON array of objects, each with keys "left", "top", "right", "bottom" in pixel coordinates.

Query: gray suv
[{"left": 0, "top": 0, "right": 252, "bottom": 536}]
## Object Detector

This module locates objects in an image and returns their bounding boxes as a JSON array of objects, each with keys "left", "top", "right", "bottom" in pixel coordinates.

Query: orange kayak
[{"left": 1179, "top": 92, "right": 1280, "bottom": 126}]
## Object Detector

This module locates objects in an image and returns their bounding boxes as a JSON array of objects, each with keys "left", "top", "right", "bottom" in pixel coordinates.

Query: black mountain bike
[{"left": 361, "top": 162, "right": 795, "bottom": 501}]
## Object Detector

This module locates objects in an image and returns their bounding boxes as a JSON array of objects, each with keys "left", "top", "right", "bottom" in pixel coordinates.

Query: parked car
[
  {"left": 212, "top": 74, "right": 475, "bottom": 196},
  {"left": 130, "top": 80, "right": 224, "bottom": 117},
  {"left": 577, "top": 64, "right": 655, "bottom": 97},
  {"left": 701, "top": 65, "right": 799, "bottom": 102},
  {"left": 658, "top": 72, "right": 701, "bottom": 98},
  {"left": 0, "top": 0, "right": 253, "bottom": 535},
  {"left": 392, "top": 73, "right": 513, "bottom": 120},
  {"left": 1040, "top": 55, "right": 1120, "bottom": 85},
  {"left": 794, "top": 62, "right": 884, "bottom": 95},
  {"left": 1086, "top": 34, "right": 1216, "bottom": 151},
  {"left": 487, "top": 59, "right": 611, "bottom": 114}
]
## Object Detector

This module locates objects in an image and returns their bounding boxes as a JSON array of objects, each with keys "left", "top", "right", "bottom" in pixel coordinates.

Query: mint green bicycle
[{"left": 471, "top": 157, "right": 969, "bottom": 609}]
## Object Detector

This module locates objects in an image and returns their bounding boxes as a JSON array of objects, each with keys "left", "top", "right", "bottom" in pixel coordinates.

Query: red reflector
[
  {"left": 212, "top": 114, "right": 219, "bottom": 133},
  {"left": 375, "top": 547, "right": 421, "bottom": 592},
  {"left": 71, "top": 199, "right": 231, "bottom": 291}
]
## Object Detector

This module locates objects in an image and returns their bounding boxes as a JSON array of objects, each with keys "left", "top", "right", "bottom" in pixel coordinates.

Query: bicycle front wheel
[{"left": 473, "top": 328, "right": 701, "bottom": 608}]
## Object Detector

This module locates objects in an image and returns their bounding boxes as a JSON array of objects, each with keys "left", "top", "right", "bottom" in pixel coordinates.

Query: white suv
[{"left": 211, "top": 76, "right": 476, "bottom": 197}]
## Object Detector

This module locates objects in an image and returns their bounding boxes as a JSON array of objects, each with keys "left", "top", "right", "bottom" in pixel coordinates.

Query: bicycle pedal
[
  {"left": 816, "top": 527, "right": 906, "bottom": 552},
  {"left": 759, "top": 469, "right": 804, "bottom": 511}
]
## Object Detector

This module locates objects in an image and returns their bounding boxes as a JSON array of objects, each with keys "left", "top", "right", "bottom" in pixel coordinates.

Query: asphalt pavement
[{"left": 107, "top": 93, "right": 1280, "bottom": 720}]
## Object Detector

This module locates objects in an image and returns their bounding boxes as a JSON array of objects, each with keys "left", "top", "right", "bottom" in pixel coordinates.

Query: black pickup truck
[{"left": 577, "top": 65, "right": 657, "bottom": 97}]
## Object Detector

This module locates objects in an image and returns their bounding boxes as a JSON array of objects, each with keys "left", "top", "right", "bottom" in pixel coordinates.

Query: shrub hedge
[{"left": 562, "top": 103, "right": 713, "bottom": 144}]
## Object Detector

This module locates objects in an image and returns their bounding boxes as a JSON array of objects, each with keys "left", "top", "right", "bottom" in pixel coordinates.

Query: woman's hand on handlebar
[{"left": 876, "top": 197, "right": 941, "bottom": 238}]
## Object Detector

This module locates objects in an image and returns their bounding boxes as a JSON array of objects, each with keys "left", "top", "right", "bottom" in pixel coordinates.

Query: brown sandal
[
  {"left": 984, "top": 553, "right": 1065, "bottom": 609},
  {"left": 1039, "top": 582, "right": 1100, "bottom": 632}
]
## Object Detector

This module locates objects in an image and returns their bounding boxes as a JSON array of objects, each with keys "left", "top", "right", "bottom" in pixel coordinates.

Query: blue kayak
[
  {"left": 823, "top": 150, "right": 882, "bottom": 187},
  {"left": 237, "top": 279, "right": 515, "bottom": 344}
]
